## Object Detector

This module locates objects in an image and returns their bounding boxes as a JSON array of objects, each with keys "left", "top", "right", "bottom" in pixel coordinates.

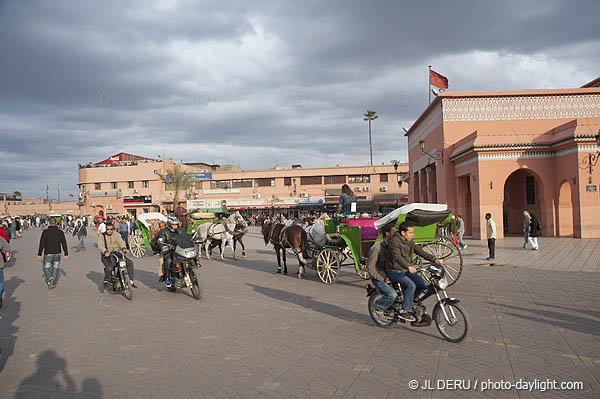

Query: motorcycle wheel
[
  {"left": 189, "top": 270, "right": 202, "bottom": 300},
  {"left": 367, "top": 294, "right": 394, "bottom": 328},
  {"left": 432, "top": 302, "right": 468, "bottom": 342},
  {"left": 122, "top": 271, "right": 132, "bottom": 301}
]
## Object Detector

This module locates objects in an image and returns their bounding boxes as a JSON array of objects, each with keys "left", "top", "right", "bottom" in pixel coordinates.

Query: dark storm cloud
[{"left": 0, "top": 0, "right": 599, "bottom": 197}]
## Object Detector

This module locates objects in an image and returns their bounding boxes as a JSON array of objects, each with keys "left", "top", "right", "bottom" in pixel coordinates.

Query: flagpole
[{"left": 428, "top": 65, "right": 432, "bottom": 104}]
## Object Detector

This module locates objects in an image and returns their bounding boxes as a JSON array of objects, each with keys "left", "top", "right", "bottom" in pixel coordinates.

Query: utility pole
[{"left": 58, "top": 184, "right": 60, "bottom": 202}]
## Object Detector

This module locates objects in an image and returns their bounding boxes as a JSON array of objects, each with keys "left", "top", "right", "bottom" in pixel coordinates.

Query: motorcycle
[
  {"left": 160, "top": 234, "right": 202, "bottom": 299},
  {"left": 366, "top": 263, "right": 469, "bottom": 342},
  {"left": 107, "top": 251, "right": 133, "bottom": 300}
]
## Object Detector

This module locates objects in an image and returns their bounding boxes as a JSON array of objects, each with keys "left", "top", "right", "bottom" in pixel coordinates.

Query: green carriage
[
  {"left": 128, "top": 212, "right": 168, "bottom": 258},
  {"left": 305, "top": 204, "right": 463, "bottom": 286}
]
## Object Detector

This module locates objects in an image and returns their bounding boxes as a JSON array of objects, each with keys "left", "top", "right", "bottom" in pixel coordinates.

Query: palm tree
[
  {"left": 363, "top": 110, "right": 378, "bottom": 166},
  {"left": 158, "top": 164, "right": 194, "bottom": 212}
]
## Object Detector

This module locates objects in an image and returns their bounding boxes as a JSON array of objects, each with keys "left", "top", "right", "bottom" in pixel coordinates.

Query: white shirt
[
  {"left": 486, "top": 219, "right": 497, "bottom": 239},
  {"left": 98, "top": 222, "right": 106, "bottom": 234}
]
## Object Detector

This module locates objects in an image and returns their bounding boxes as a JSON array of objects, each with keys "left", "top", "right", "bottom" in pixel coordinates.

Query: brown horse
[{"left": 261, "top": 222, "right": 308, "bottom": 277}]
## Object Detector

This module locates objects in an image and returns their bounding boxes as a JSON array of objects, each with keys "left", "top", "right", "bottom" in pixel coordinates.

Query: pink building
[
  {"left": 78, "top": 154, "right": 409, "bottom": 218},
  {"left": 406, "top": 81, "right": 600, "bottom": 239}
]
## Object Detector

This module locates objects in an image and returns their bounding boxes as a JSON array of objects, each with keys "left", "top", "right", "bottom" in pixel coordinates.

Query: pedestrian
[
  {"left": 97, "top": 217, "right": 106, "bottom": 235},
  {"left": 118, "top": 217, "right": 129, "bottom": 249},
  {"left": 0, "top": 222, "right": 9, "bottom": 243},
  {"left": 485, "top": 213, "right": 496, "bottom": 261},
  {"left": 73, "top": 220, "right": 87, "bottom": 252},
  {"left": 522, "top": 210, "right": 531, "bottom": 249},
  {"left": 528, "top": 213, "right": 541, "bottom": 250},
  {"left": 37, "top": 217, "right": 68, "bottom": 289},
  {"left": 456, "top": 215, "right": 467, "bottom": 249},
  {"left": 0, "top": 235, "right": 10, "bottom": 308}
]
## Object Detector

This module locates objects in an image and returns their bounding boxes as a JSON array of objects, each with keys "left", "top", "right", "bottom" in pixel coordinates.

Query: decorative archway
[
  {"left": 557, "top": 180, "right": 574, "bottom": 237},
  {"left": 502, "top": 169, "right": 544, "bottom": 235}
]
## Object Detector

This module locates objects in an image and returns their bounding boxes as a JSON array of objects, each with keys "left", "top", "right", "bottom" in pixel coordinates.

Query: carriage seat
[{"left": 343, "top": 217, "right": 379, "bottom": 241}]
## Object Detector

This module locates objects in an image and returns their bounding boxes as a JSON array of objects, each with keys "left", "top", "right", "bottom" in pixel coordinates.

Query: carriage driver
[
  {"left": 99, "top": 222, "right": 136, "bottom": 290},
  {"left": 367, "top": 223, "right": 402, "bottom": 319}
]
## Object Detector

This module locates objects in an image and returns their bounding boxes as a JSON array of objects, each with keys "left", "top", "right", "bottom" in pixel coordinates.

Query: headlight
[{"left": 437, "top": 278, "right": 448, "bottom": 290}]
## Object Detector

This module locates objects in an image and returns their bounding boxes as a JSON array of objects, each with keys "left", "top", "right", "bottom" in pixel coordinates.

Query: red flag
[
  {"left": 430, "top": 69, "right": 448, "bottom": 89},
  {"left": 69, "top": 193, "right": 74, "bottom": 198}
]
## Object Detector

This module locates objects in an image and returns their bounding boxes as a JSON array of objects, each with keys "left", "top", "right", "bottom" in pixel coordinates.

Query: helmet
[{"left": 167, "top": 216, "right": 179, "bottom": 232}]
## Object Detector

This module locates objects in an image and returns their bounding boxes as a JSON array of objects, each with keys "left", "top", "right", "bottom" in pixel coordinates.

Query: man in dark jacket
[
  {"left": 37, "top": 218, "right": 68, "bottom": 289},
  {"left": 367, "top": 223, "right": 396, "bottom": 319},
  {"left": 150, "top": 217, "right": 178, "bottom": 287},
  {"left": 73, "top": 220, "right": 87, "bottom": 252},
  {"left": 387, "top": 222, "right": 442, "bottom": 321}
]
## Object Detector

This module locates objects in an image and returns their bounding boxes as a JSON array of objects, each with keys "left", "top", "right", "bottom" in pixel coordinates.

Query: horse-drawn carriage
[
  {"left": 186, "top": 210, "right": 217, "bottom": 235},
  {"left": 128, "top": 212, "right": 167, "bottom": 258},
  {"left": 304, "top": 203, "right": 463, "bottom": 285}
]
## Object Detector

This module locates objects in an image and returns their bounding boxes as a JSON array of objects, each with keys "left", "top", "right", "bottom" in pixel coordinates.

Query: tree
[
  {"left": 158, "top": 164, "right": 193, "bottom": 212},
  {"left": 363, "top": 110, "right": 378, "bottom": 166}
]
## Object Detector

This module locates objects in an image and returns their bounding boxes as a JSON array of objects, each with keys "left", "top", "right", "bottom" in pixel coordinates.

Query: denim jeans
[
  {"left": 75, "top": 235, "right": 86, "bottom": 251},
  {"left": 372, "top": 279, "right": 397, "bottom": 311},
  {"left": 120, "top": 232, "right": 129, "bottom": 249},
  {"left": 42, "top": 253, "right": 61, "bottom": 284},
  {"left": 457, "top": 231, "right": 466, "bottom": 248},
  {"left": 523, "top": 231, "right": 530, "bottom": 248},
  {"left": 386, "top": 270, "right": 427, "bottom": 312},
  {"left": 0, "top": 268, "right": 4, "bottom": 300}
]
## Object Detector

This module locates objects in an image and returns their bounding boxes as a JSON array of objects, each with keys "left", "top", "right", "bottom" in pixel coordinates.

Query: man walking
[
  {"left": 522, "top": 210, "right": 531, "bottom": 249},
  {"left": 37, "top": 218, "right": 68, "bottom": 289},
  {"left": 456, "top": 215, "right": 467, "bottom": 249},
  {"left": 73, "top": 220, "right": 87, "bottom": 252},
  {"left": 118, "top": 217, "right": 129, "bottom": 249},
  {"left": 0, "top": 235, "right": 10, "bottom": 308},
  {"left": 485, "top": 213, "right": 496, "bottom": 262}
]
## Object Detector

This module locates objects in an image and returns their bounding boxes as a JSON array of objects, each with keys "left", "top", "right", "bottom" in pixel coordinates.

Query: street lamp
[
  {"left": 579, "top": 129, "right": 600, "bottom": 184},
  {"left": 418, "top": 138, "right": 442, "bottom": 163},
  {"left": 391, "top": 160, "right": 399, "bottom": 172}
]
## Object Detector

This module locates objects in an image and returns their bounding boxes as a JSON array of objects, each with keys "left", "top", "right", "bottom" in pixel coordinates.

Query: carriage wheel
[
  {"left": 129, "top": 235, "right": 146, "bottom": 258},
  {"left": 355, "top": 262, "right": 370, "bottom": 280},
  {"left": 418, "top": 236, "right": 463, "bottom": 287},
  {"left": 316, "top": 248, "right": 340, "bottom": 285}
]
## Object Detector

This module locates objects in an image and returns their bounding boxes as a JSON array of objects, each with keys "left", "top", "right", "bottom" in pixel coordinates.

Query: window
[
  {"left": 95, "top": 183, "right": 101, "bottom": 190},
  {"left": 300, "top": 176, "right": 322, "bottom": 185},
  {"left": 348, "top": 175, "right": 370, "bottom": 183},
  {"left": 526, "top": 176, "right": 536, "bottom": 205},
  {"left": 111, "top": 182, "right": 118, "bottom": 189},
  {"left": 284, "top": 177, "right": 292, "bottom": 186},
  {"left": 255, "top": 178, "right": 275, "bottom": 187},
  {"left": 210, "top": 180, "right": 231, "bottom": 189},
  {"left": 143, "top": 180, "right": 149, "bottom": 188},
  {"left": 324, "top": 175, "right": 346, "bottom": 185},
  {"left": 128, "top": 181, "right": 134, "bottom": 189},
  {"left": 232, "top": 179, "right": 253, "bottom": 188},
  {"left": 379, "top": 174, "right": 388, "bottom": 183}
]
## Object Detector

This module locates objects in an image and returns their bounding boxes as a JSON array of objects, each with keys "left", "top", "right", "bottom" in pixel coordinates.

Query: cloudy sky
[{"left": 1, "top": 0, "right": 598, "bottom": 198}]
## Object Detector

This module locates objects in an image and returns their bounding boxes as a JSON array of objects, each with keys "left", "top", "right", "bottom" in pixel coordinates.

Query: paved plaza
[{"left": 0, "top": 227, "right": 599, "bottom": 398}]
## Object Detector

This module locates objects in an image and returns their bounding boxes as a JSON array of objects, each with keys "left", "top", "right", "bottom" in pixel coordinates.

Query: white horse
[{"left": 194, "top": 211, "right": 247, "bottom": 260}]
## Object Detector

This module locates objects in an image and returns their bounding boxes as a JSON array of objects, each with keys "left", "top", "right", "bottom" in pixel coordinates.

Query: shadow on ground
[{"left": 13, "top": 350, "right": 103, "bottom": 398}]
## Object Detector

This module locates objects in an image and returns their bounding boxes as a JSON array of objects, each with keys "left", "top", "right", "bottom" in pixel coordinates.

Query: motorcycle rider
[
  {"left": 151, "top": 216, "right": 179, "bottom": 287},
  {"left": 367, "top": 222, "right": 397, "bottom": 320},
  {"left": 387, "top": 222, "right": 443, "bottom": 322},
  {"left": 98, "top": 222, "right": 136, "bottom": 290}
]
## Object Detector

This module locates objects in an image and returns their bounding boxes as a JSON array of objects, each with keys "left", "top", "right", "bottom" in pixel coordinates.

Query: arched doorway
[
  {"left": 502, "top": 169, "right": 543, "bottom": 235},
  {"left": 557, "top": 180, "right": 574, "bottom": 237}
]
